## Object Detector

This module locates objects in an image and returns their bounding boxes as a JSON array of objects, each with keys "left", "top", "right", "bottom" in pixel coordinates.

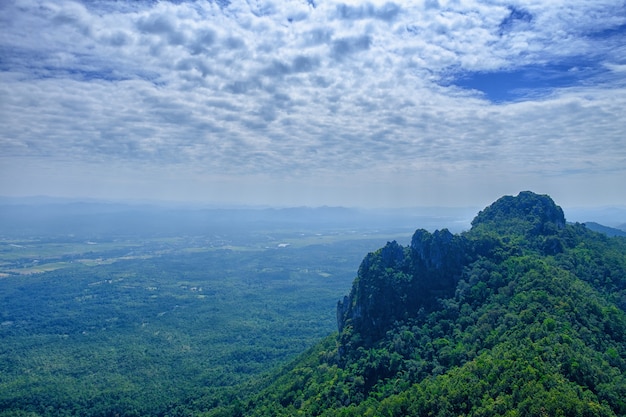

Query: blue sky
[{"left": 1, "top": 0, "right": 625, "bottom": 208}]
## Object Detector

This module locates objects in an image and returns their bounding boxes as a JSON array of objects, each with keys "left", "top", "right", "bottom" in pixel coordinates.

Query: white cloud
[{"left": 1, "top": 0, "right": 625, "bottom": 207}]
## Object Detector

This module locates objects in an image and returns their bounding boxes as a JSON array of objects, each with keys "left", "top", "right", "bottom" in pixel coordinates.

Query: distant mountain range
[
  {"left": 2, "top": 195, "right": 625, "bottom": 239},
  {"left": 0, "top": 198, "right": 477, "bottom": 238},
  {"left": 583, "top": 221, "right": 626, "bottom": 237}
]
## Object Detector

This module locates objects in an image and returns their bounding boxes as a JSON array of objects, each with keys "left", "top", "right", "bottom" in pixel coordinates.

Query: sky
[{"left": 1, "top": 0, "right": 625, "bottom": 208}]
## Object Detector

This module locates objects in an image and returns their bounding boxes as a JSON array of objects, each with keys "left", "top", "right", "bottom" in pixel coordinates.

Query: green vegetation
[
  {"left": 0, "top": 228, "right": 410, "bottom": 417},
  {"left": 241, "top": 192, "right": 626, "bottom": 417},
  {"left": 2, "top": 192, "right": 626, "bottom": 416}
]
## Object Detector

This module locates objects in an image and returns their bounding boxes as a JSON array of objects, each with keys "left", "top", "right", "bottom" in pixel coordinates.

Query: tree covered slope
[{"left": 235, "top": 191, "right": 626, "bottom": 417}]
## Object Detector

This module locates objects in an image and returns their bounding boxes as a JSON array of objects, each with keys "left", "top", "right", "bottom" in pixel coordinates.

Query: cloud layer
[{"left": 1, "top": 0, "right": 625, "bottom": 207}]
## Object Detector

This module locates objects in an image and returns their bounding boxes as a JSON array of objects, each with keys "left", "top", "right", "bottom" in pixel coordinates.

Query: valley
[{"left": 0, "top": 219, "right": 415, "bottom": 416}]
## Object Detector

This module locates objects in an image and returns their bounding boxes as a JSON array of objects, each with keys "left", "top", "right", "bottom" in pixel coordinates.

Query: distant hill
[
  {"left": 233, "top": 191, "right": 626, "bottom": 417},
  {"left": 584, "top": 221, "right": 626, "bottom": 237},
  {"left": 565, "top": 206, "right": 626, "bottom": 229},
  {"left": 0, "top": 199, "right": 475, "bottom": 238}
]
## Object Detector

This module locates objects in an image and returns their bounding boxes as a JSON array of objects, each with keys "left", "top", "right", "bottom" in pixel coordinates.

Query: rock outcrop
[
  {"left": 337, "top": 229, "right": 466, "bottom": 344},
  {"left": 337, "top": 191, "right": 568, "bottom": 346}
]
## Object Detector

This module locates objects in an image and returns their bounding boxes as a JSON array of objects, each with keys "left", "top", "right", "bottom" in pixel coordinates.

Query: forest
[
  {"left": 0, "top": 206, "right": 420, "bottom": 417},
  {"left": 1, "top": 192, "right": 626, "bottom": 416},
  {"left": 240, "top": 192, "right": 626, "bottom": 417}
]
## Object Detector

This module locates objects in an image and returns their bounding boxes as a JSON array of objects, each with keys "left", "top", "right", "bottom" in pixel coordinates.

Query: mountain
[
  {"left": 0, "top": 198, "right": 473, "bottom": 238},
  {"left": 584, "top": 222, "right": 626, "bottom": 237},
  {"left": 231, "top": 191, "right": 626, "bottom": 417}
]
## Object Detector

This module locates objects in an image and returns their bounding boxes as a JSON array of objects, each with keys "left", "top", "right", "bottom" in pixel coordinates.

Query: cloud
[
  {"left": 331, "top": 34, "right": 372, "bottom": 59},
  {"left": 334, "top": 2, "right": 401, "bottom": 22},
  {"left": 498, "top": 6, "right": 533, "bottom": 34},
  {"left": 1, "top": 0, "right": 625, "bottom": 207},
  {"left": 300, "top": 28, "right": 334, "bottom": 46}
]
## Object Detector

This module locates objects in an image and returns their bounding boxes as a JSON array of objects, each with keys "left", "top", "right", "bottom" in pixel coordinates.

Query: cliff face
[
  {"left": 337, "top": 227, "right": 466, "bottom": 344},
  {"left": 337, "top": 191, "right": 570, "bottom": 346}
]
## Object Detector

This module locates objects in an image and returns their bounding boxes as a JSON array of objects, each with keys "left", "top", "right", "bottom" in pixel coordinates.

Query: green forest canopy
[
  {"left": 240, "top": 191, "right": 626, "bottom": 417},
  {"left": 1, "top": 191, "right": 625, "bottom": 417}
]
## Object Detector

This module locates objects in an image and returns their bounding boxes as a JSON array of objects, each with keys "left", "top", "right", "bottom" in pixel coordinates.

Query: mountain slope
[
  {"left": 584, "top": 221, "right": 626, "bottom": 237},
  {"left": 234, "top": 192, "right": 626, "bottom": 417}
]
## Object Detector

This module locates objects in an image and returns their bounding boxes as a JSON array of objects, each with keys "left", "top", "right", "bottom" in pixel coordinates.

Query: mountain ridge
[
  {"left": 235, "top": 191, "right": 626, "bottom": 417},
  {"left": 584, "top": 221, "right": 626, "bottom": 237}
]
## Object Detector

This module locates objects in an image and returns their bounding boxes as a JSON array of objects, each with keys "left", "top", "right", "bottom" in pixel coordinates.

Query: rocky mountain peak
[{"left": 471, "top": 191, "right": 565, "bottom": 235}]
